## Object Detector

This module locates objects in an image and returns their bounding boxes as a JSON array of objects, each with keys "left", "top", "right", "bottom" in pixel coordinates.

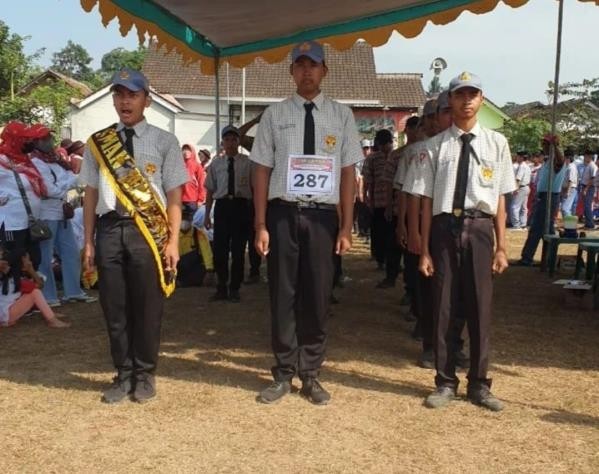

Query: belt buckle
[{"left": 452, "top": 208, "right": 463, "bottom": 217}]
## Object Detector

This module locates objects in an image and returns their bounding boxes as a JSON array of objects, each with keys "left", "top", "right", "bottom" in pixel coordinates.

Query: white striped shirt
[
  {"left": 79, "top": 119, "right": 188, "bottom": 215},
  {"left": 403, "top": 123, "right": 516, "bottom": 216},
  {"left": 249, "top": 92, "right": 363, "bottom": 204}
]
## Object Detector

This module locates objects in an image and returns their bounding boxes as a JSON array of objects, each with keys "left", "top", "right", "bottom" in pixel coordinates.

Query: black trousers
[
  {"left": 247, "top": 206, "right": 262, "bottom": 277},
  {"left": 213, "top": 198, "right": 251, "bottom": 292},
  {"left": 371, "top": 207, "right": 387, "bottom": 265},
  {"left": 355, "top": 201, "right": 371, "bottom": 236},
  {"left": 266, "top": 202, "right": 338, "bottom": 381},
  {"left": 404, "top": 251, "right": 434, "bottom": 351},
  {"left": 95, "top": 216, "right": 164, "bottom": 376},
  {"left": 385, "top": 216, "right": 402, "bottom": 281},
  {"left": 430, "top": 215, "right": 494, "bottom": 390}
]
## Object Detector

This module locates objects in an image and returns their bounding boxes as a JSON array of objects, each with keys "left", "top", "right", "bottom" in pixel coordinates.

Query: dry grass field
[{"left": 1, "top": 230, "right": 598, "bottom": 473}]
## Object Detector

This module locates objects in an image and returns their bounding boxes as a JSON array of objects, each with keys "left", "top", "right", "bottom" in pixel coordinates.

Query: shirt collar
[
  {"left": 450, "top": 122, "right": 481, "bottom": 140},
  {"left": 292, "top": 91, "right": 325, "bottom": 111},
  {"left": 116, "top": 118, "right": 148, "bottom": 137}
]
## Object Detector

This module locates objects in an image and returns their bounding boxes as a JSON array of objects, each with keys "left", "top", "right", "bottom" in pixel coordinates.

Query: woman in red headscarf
[{"left": 0, "top": 121, "right": 48, "bottom": 269}]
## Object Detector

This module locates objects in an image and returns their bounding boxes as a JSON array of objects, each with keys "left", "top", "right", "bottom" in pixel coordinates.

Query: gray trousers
[{"left": 510, "top": 186, "right": 530, "bottom": 228}]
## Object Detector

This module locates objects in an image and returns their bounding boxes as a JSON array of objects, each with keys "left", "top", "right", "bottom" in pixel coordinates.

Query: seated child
[{"left": 0, "top": 250, "right": 70, "bottom": 329}]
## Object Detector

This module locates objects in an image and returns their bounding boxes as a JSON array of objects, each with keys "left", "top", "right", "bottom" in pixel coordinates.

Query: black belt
[
  {"left": 216, "top": 196, "right": 249, "bottom": 201},
  {"left": 270, "top": 199, "right": 337, "bottom": 212},
  {"left": 99, "top": 211, "right": 133, "bottom": 221},
  {"left": 445, "top": 209, "right": 493, "bottom": 219}
]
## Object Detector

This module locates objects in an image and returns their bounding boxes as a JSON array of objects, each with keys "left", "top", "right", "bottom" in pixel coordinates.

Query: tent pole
[
  {"left": 215, "top": 53, "right": 221, "bottom": 154},
  {"left": 544, "top": 0, "right": 564, "bottom": 235}
]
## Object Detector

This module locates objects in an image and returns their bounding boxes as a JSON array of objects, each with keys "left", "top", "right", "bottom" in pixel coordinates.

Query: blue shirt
[{"left": 536, "top": 162, "right": 567, "bottom": 193}]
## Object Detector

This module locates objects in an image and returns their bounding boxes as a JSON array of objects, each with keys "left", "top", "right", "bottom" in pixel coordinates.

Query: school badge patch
[
  {"left": 119, "top": 70, "right": 130, "bottom": 80},
  {"left": 299, "top": 42, "right": 311, "bottom": 52},
  {"left": 324, "top": 135, "right": 337, "bottom": 152},
  {"left": 145, "top": 163, "right": 157, "bottom": 176},
  {"left": 459, "top": 71, "right": 472, "bottom": 81},
  {"left": 482, "top": 167, "right": 493, "bottom": 181}
]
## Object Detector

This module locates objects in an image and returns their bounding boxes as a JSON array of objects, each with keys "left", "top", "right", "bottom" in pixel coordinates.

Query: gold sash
[{"left": 87, "top": 125, "right": 175, "bottom": 297}]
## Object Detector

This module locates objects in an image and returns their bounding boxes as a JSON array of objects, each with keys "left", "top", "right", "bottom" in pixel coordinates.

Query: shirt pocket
[
  {"left": 318, "top": 126, "right": 342, "bottom": 156},
  {"left": 477, "top": 159, "right": 498, "bottom": 188}
]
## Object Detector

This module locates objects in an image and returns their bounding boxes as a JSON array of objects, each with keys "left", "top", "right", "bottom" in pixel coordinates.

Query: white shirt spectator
[
  {"left": 31, "top": 158, "right": 78, "bottom": 221},
  {"left": 0, "top": 155, "right": 41, "bottom": 231}
]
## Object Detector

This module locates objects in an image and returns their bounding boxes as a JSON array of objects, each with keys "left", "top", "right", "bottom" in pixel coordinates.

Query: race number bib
[{"left": 286, "top": 154, "right": 334, "bottom": 197}]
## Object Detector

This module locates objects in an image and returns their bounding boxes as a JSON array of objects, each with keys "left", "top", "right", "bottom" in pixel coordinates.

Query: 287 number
[{"left": 293, "top": 173, "right": 329, "bottom": 189}]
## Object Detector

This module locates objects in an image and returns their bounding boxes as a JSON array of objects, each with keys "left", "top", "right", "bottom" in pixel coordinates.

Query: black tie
[
  {"left": 304, "top": 103, "right": 315, "bottom": 155},
  {"left": 227, "top": 156, "right": 235, "bottom": 197},
  {"left": 452, "top": 133, "right": 474, "bottom": 215},
  {"left": 124, "top": 128, "right": 135, "bottom": 158},
  {"left": 116, "top": 128, "right": 136, "bottom": 216}
]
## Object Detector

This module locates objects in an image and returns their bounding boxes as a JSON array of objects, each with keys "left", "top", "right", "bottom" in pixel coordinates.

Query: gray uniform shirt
[
  {"left": 204, "top": 153, "right": 252, "bottom": 199},
  {"left": 249, "top": 92, "right": 363, "bottom": 204},
  {"left": 404, "top": 123, "right": 517, "bottom": 217},
  {"left": 79, "top": 119, "right": 188, "bottom": 215}
]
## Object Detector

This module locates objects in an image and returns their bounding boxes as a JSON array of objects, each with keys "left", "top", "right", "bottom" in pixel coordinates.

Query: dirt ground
[{"left": 1, "top": 231, "right": 598, "bottom": 473}]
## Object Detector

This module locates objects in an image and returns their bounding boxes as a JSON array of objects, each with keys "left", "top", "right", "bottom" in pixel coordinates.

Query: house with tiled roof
[{"left": 141, "top": 41, "right": 426, "bottom": 150}]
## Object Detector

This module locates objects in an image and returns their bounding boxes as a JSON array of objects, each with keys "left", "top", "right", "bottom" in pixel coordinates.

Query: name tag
[{"left": 287, "top": 154, "right": 334, "bottom": 197}]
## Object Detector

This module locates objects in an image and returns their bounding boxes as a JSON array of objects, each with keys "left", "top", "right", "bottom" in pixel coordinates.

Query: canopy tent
[{"left": 80, "top": 0, "right": 599, "bottom": 235}]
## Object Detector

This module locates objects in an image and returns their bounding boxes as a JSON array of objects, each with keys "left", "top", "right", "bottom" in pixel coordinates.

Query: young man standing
[
  {"left": 251, "top": 41, "right": 362, "bottom": 405},
  {"left": 80, "top": 69, "right": 188, "bottom": 404},
  {"left": 405, "top": 72, "right": 516, "bottom": 411},
  {"left": 204, "top": 125, "right": 252, "bottom": 303}
]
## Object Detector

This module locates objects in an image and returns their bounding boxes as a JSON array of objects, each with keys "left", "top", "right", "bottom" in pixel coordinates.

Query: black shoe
[
  {"left": 376, "top": 263, "right": 385, "bottom": 271},
  {"left": 209, "top": 290, "right": 228, "bottom": 302},
  {"left": 403, "top": 310, "right": 417, "bottom": 322},
  {"left": 424, "top": 386, "right": 457, "bottom": 409},
  {"left": 102, "top": 376, "right": 133, "bottom": 404},
  {"left": 300, "top": 378, "right": 331, "bottom": 405},
  {"left": 375, "top": 279, "right": 395, "bottom": 289},
  {"left": 515, "top": 259, "right": 533, "bottom": 267},
  {"left": 330, "top": 294, "right": 340, "bottom": 305},
  {"left": 245, "top": 274, "right": 260, "bottom": 285},
  {"left": 133, "top": 373, "right": 156, "bottom": 403},
  {"left": 258, "top": 381, "right": 291, "bottom": 404},
  {"left": 455, "top": 350, "right": 470, "bottom": 370},
  {"left": 229, "top": 289, "right": 241, "bottom": 303},
  {"left": 417, "top": 350, "right": 434, "bottom": 369},
  {"left": 467, "top": 385, "right": 504, "bottom": 412}
]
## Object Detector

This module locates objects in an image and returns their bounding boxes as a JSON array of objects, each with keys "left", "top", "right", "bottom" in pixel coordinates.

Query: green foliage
[
  {"left": 0, "top": 81, "right": 79, "bottom": 132},
  {"left": 51, "top": 40, "right": 93, "bottom": 82},
  {"left": 501, "top": 118, "right": 551, "bottom": 154},
  {"left": 428, "top": 76, "right": 441, "bottom": 95},
  {"left": 0, "top": 20, "right": 43, "bottom": 99},
  {"left": 100, "top": 46, "right": 147, "bottom": 79}
]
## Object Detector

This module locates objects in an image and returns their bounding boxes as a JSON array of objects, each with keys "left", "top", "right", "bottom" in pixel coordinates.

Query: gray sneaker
[
  {"left": 102, "top": 376, "right": 133, "bottom": 404},
  {"left": 467, "top": 386, "right": 504, "bottom": 412},
  {"left": 258, "top": 381, "right": 291, "bottom": 404},
  {"left": 300, "top": 378, "right": 331, "bottom": 405},
  {"left": 133, "top": 373, "right": 156, "bottom": 403},
  {"left": 424, "top": 386, "right": 457, "bottom": 409}
]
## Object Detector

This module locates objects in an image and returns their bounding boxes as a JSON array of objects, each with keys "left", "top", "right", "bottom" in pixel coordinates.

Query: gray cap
[
  {"left": 291, "top": 40, "right": 325, "bottom": 63},
  {"left": 449, "top": 71, "right": 482, "bottom": 92},
  {"left": 110, "top": 68, "right": 150, "bottom": 93},
  {"left": 436, "top": 90, "right": 450, "bottom": 111},
  {"left": 423, "top": 99, "right": 437, "bottom": 117},
  {"left": 221, "top": 125, "right": 240, "bottom": 138}
]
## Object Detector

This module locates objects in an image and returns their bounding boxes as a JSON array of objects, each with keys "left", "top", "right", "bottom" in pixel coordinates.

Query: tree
[
  {"left": 0, "top": 81, "right": 79, "bottom": 133},
  {"left": 100, "top": 46, "right": 147, "bottom": 78},
  {"left": 501, "top": 118, "right": 551, "bottom": 154},
  {"left": 428, "top": 76, "right": 441, "bottom": 95},
  {"left": 51, "top": 40, "right": 93, "bottom": 82},
  {"left": 0, "top": 20, "right": 43, "bottom": 99}
]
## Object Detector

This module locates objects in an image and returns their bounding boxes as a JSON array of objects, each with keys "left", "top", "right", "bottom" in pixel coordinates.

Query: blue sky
[{"left": 4, "top": 0, "right": 599, "bottom": 106}]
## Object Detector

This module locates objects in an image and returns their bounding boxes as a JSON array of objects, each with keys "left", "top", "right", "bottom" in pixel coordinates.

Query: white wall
[
  {"left": 173, "top": 114, "right": 217, "bottom": 152},
  {"left": 69, "top": 93, "right": 175, "bottom": 141}
]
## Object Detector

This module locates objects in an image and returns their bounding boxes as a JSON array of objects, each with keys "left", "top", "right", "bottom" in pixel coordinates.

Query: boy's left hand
[{"left": 492, "top": 249, "right": 509, "bottom": 274}]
